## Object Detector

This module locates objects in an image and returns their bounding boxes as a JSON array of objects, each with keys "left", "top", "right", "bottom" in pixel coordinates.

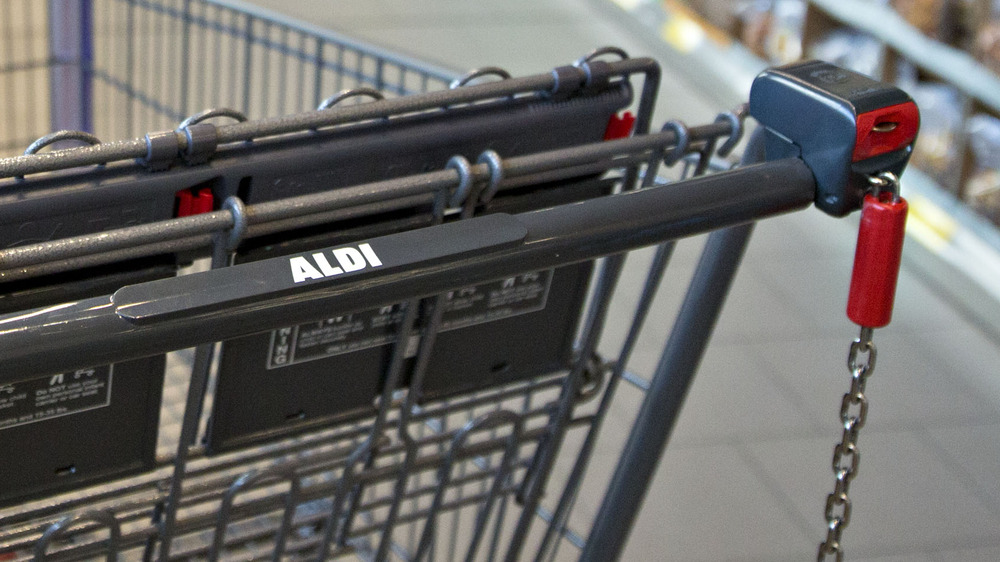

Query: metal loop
[
  {"left": 24, "top": 130, "right": 101, "bottom": 156},
  {"left": 661, "top": 120, "right": 690, "bottom": 166},
  {"left": 575, "top": 354, "right": 607, "bottom": 404},
  {"left": 35, "top": 509, "right": 121, "bottom": 561},
  {"left": 832, "top": 442, "right": 859, "bottom": 480},
  {"left": 840, "top": 392, "right": 868, "bottom": 431},
  {"left": 817, "top": 544, "right": 844, "bottom": 562},
  {"left": 317, "top": 87, "right": 385, "bottom": 110},
  {"left": 575, "top": 46, "right": 629, "bottom": 65},
  {"left": 452, "top": 410, "right": 523, "bottom": 453},
  {"left": 210, "top": 464, "right": 300, "bottom": 562},
  {"left": 446, "top": 155, "right": 473, "bottom": 208},
  {"left": 839, "top": 427, "right": 860, "bottom": 457},
  {"left": 825, "top": 492, "right": 852, "bottom": 527},
  {"left": 847, "top": 339, "right": 877, "bottom": 377},
  {"left": 868, "top": 171, "right": 901, "bottom": 203},
  {"left": 476, "top": 149, "right": 504, "bottom": 204},
  {"left": 848, "top": 372, "right": 867, "bottom": 398},
  {"left": 177, "top": 107, "right": 248, "bottom": 129},
  {"left": 714, "top": 107, "right": 746, "bottom": 158},
  {"left": 450, "top": 66, "right": 512, "bottom": 89},
  {"left": 222, "top": 196, "right": 248, "bottom": 252}
]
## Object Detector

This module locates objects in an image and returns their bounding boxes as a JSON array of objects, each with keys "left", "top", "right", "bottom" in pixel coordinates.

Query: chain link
[{"left": 818, "top": 326, "right": 876, "bottom": 561}]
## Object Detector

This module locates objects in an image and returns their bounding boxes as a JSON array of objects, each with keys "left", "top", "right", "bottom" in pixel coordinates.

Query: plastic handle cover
[{"left": 846, "top": 193, "right": 908, "bottom": 327}]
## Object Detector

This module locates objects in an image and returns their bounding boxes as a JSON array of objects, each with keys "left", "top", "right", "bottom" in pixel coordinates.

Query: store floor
[{"left": 242, "top": 1, "right": 1000, "bottom": 560}]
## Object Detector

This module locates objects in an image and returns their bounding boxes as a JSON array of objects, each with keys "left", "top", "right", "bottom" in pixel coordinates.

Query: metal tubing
[
  {"left": 578, "top": 223, "right": 755, "bottom": 562},
  {"left": 579, "top": 128, "right": 770, "bottom": 561},
  {"left": 535, "top": 241, "right": 677, "bottom": 562},
  {"left": 0, "top": 58, "right": 658, "bottom": 178},
  {"left": 157, "top": 246, "right": 231, "bottom": 562},
  {"left": 0, "top": 123, "right": 729, "bottom": 282},
  {"left": 0, "top": 158, "right": 814, "bottom": 379},
  {"left": 505, "top": 252, "right": 627, "bottom": 562},
  {"left": 48, "top": 0, "right": 94, "bottom": 134}
]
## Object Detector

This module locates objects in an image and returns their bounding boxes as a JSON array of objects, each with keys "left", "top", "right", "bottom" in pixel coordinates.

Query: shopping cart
[{"left": 0, "top": 2, "right": 920, "bottom": 561}]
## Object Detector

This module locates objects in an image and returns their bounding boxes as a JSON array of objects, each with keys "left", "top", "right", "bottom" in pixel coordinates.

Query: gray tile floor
[{"left": 241, "top": 0, "right": 1000, "bottom": 559}]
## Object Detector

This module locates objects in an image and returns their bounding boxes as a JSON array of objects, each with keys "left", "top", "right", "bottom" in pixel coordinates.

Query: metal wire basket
[{"left": 0, "top": 2, "right": 825, "bottom": 561}]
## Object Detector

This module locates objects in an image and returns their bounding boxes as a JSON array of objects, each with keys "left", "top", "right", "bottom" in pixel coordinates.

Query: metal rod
[
  {"left": 536, "top": 241, "right": 677, "bottom": 562},
  {"left": 504, "top": 251, "right": 627, "bottom": 562},
  {"left": 0, "top": 58, "right": 658, "bottom": 178},
  {"left": 156, "top": 240, "right": 232, "bottom": 562},
  {"left": 579, "top": 223, "right": 755, "bottom": 562},
  {"left": 579, "top": 128, "right": 770, "bottom": 561},
  {"left": 0, "top": 123, "right": 728, "bottom": 282},
  {"left": 0, "top": 158, "right": 813, "bottom": 378}
]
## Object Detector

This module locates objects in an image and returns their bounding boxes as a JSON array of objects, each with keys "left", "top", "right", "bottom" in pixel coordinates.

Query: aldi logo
[{"left": 289, "top": 243, "right": 383, "bottom": 283}]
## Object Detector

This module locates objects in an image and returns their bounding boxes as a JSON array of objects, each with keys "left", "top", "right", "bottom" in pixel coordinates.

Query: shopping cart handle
[
  {"left": 0, "top": 159, "right": 815, "bottom": 377},
  {"left": 749, "top": 60, "right": 919, "bottom": 217},
  {"left": 114, "top": 214, "right": 528, "bottom": 324}
]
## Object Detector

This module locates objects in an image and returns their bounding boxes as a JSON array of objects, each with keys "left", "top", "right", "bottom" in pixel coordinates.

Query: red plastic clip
[
  {"left": 175, "top": 187, "right": 214, "bottom": 217},
  {"left": 604, "top": 111, "right": 636, "bottom": 140},
  {"left": 846, "top": 189, "right": 908, "bottom": 328},
  {"left": 852, "top": 101, "right": 920, "bottom": 162}
]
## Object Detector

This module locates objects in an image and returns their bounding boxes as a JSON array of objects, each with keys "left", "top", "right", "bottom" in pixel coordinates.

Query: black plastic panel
[
  {"left": 206, "top": 177, "right": 615, "bottom": 453},
  {"left": 0, "top": 355, "right": 164, "bottom": 507}
]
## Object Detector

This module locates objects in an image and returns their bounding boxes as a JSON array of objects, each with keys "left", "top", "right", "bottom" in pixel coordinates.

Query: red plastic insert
[
  {"left": 604, "top": 111, "right": 636, "bottom": 140},
  {"left": 847, "top": 193, "right": 908, "bottom": 328},
  {"left": 176, "top": 187, "right": 214, "bottom": 217},
  {"left": 853, "top": 101, "right": 919, "bottom": 162}
]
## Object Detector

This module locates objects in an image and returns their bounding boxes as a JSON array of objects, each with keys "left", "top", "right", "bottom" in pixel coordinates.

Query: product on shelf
[
  {"left": 891, "top": 0, "right": 946, "bottom": 39},
  {"left": 974, "top": 19, "right": 1000, "bottom": 75},
  {"left": 907, "top": 82, "right": 964, "bottom": 189},
  {"left": 736, "top": 0, "right": 804, "bottom": 63},
  {"left": 965, "top": 114, "right": 1000, "bottom": 225},
  {"left": 808, "top": 29, "right": 883, "bottom": 77}
]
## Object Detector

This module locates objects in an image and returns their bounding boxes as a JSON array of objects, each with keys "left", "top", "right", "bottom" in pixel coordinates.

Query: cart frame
[{"left": 0, "top": 2, "right": 825, "bottom": 561}]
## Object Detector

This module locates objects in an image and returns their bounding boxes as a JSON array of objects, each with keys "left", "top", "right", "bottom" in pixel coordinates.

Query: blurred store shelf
[{"left": 604, "top": 0, "right": 1000, "bottom": 342}]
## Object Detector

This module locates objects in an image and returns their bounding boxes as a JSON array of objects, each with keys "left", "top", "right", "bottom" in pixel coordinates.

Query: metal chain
[{"left": 818, "top": 326, "right": 876, "bottom": 561}]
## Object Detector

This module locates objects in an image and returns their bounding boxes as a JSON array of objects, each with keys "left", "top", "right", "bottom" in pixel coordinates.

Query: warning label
[
  {"left": 266, "top": 270, "right": 553, "bottom": 369},
  {"left": 0, "top": 366, "right": 113, "bottom": 430}
]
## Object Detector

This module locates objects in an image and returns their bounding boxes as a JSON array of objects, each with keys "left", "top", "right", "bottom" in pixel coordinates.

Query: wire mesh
[
  {"left": 0, "top": 0, "right": 454, "bottom": 158},
  {"left": 0, "top": 1, "right": 768, "bottom": 561}
]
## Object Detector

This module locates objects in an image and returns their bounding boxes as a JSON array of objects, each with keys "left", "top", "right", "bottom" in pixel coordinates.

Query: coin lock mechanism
[
  {"left": 753, "top": 60, "right": 921, "bottom": 560},
  {"left": 749, "top": 60, "right": 919, "bottom": 217}
]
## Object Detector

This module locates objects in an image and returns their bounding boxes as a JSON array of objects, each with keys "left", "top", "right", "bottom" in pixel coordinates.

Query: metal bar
[
  {"left": 0, "top": 124, "right": 731, "bottom": 279},
  {"left": 0, "top": 58, "right": 658, "bottom": 178},
  {"left": 241, "top": 12, "right": 253, "bottom": 116},
  {"left": 505, "top": 251, "right": 626, "bottom": 562},
  {"left": 47, "top": 0, "right": 94, "bottom": 134},
  {"left": 201, "top": 0, "right": 456, "bottom": 83},
  {"left": 1, "top": 1, "right": 14, "bottom": 147},
  {"left": 536, "top": 240, "right": 676, "bottom": 562},
  {"left": 0, "top": 158, "right": 813, "bottom": 378},
  {"left": 579, "top": 128, "right": 771, "bottom": 561},
  {"left": 156, "top": 241, "right": 233, "bottom": 562},
  {"left": 502, "top": 61, "right": 659, "bottom": 552},
  {"left": 124, "top": 0, "right": 136, "bottom": 135},
  {"left": 464, "top": 414, "right": 523, "bottom": 562},
  {"left": 579, "top": 223, "right": 755, "bottom": 562},
  {"left": 178, "top": 0, "right": 191, "bottom": 117}
]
